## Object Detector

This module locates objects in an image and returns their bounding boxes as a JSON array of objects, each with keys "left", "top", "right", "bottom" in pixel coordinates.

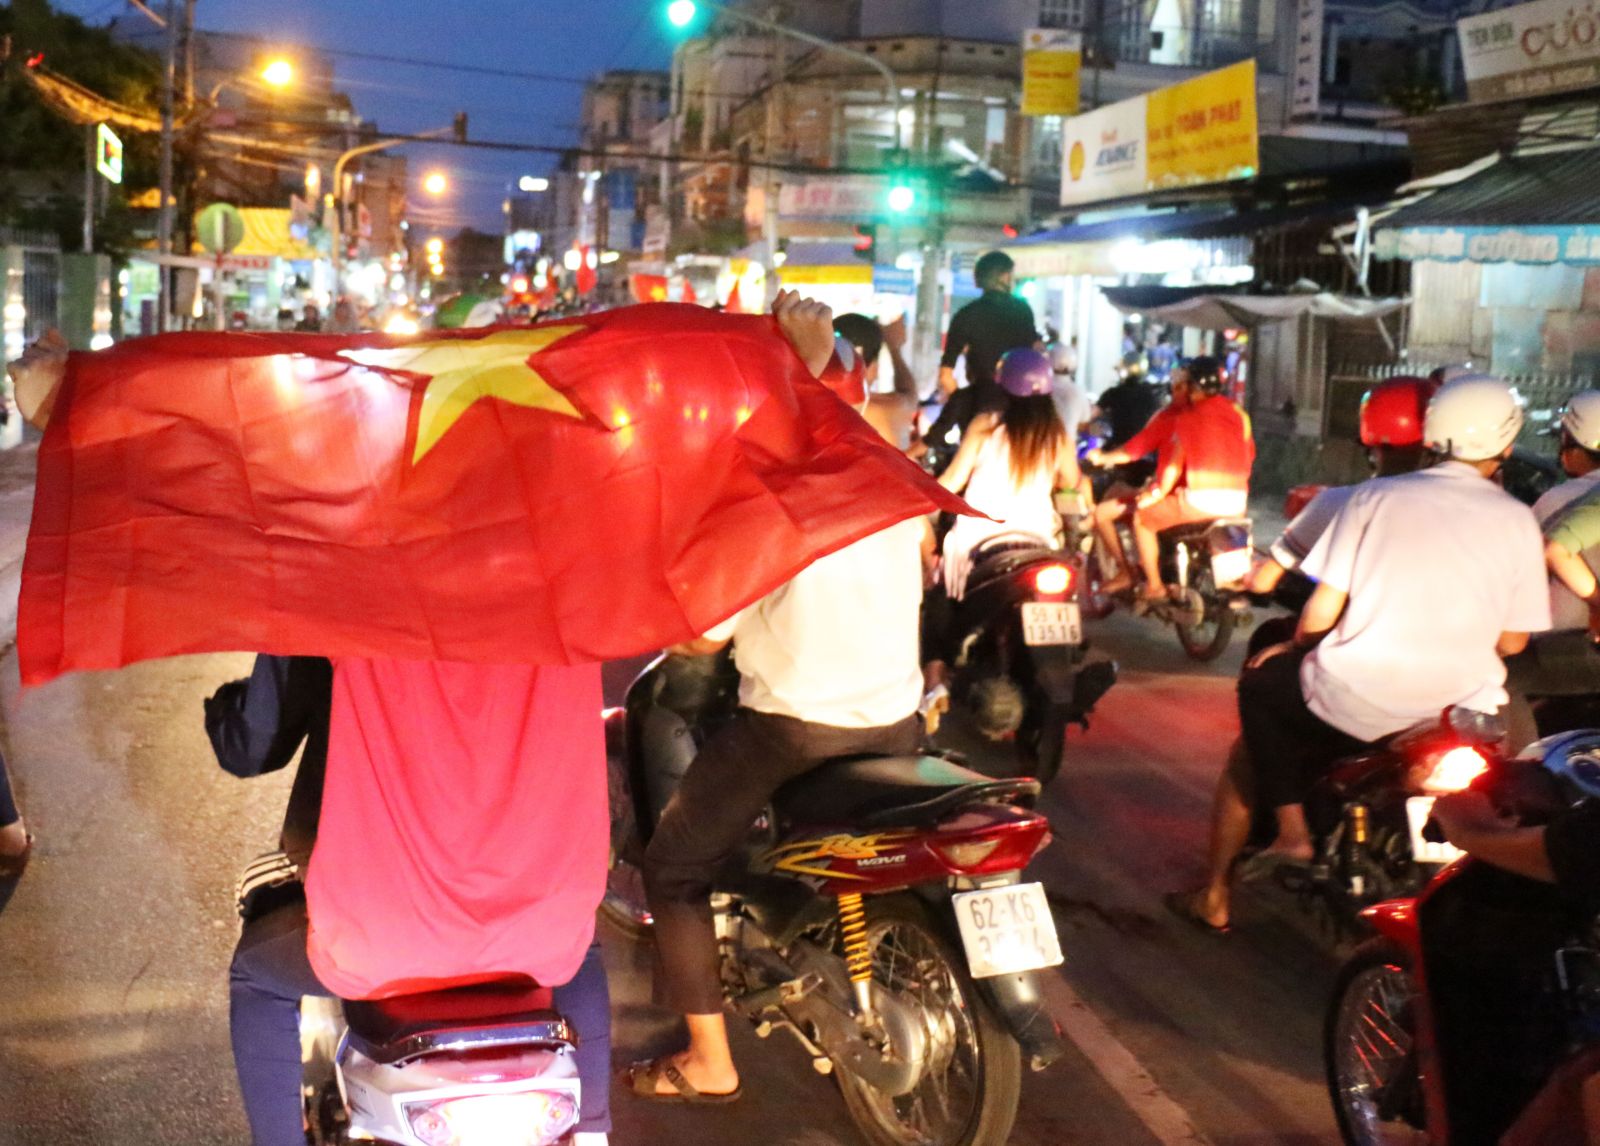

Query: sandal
[
  {"left": 1163, "top": 890, "right": 1230, "bottom": 936},
  {"left": 624, "top": 1056, "right": 742, "bottom": 1105},
  {"left": 1232, "top": 849, "right": 1312, "bottom": 885},
  {"left": 0, "top": 834, "right": 33, "bottom": 880}
]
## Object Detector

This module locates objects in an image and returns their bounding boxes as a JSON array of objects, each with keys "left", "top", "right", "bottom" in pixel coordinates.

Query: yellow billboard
[
  {"left": 1144, "top": 60, "right": 1259, "bottom": 190},
  {"left": 1021, "top": 28, "right": 1082, "bottom": 117}
]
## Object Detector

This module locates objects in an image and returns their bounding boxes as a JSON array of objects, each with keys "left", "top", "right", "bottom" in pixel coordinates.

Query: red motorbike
[
  {"left": 603, "top": 653, "right": 1067, "bottom": 1146},
  {"left": 1324, "top": 730, "right": 1600, "bottom": 1145}
]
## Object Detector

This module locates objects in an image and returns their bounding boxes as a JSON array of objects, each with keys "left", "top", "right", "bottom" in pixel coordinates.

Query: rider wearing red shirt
[{"left": 1088, "top": 356, "right": 1254, "bottom": 601}]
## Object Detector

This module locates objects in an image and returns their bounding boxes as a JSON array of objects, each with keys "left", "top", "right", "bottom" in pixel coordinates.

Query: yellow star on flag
[{"left": 339, "top": 326, "right": 585, "bottom": 463}]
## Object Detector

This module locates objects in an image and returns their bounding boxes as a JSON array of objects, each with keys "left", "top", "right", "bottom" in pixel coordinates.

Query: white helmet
[
  {"left": 1423, "top": 374, "right": 1525, "bottom": 461},
  {"left": 1559, "top": 390, "right": 1600, "bottom": 452}
]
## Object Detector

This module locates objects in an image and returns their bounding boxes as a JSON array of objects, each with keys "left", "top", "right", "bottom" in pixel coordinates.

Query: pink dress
[{"left": 304, "top": 657, "right": 606, "bottom": 999}]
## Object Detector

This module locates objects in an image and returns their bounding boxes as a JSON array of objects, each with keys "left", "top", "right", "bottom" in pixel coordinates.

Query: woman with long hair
[{"left": 939, "top": 347, "right": 1088, "bottom": 598}]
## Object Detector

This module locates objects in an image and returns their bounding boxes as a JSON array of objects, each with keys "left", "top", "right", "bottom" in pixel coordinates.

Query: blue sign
[
  {"left": 873, "top": 267, "right": 918, "bottom": 295},
  {"left": 1375, "top": 224, "right": 1600, "bottom": 266}
]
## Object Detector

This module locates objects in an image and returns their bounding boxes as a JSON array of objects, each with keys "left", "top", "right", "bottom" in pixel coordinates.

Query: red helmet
[
  {"left": 1359, "top": 375, "right": 1438, "bottom": 447},
  {"left": 817, "top": 336, "right": 867, "bottom": 409}
]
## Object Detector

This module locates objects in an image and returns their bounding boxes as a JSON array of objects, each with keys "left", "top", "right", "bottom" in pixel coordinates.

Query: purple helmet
[{"left": 996, "top": 348, "right": 1054, "bottom": 398}]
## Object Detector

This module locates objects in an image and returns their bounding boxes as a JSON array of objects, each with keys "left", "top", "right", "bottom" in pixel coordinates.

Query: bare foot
[
  {"left": 0, "top": 819, "right": 28, "bottom": 857},
  {"left": 1166, "top": 887, "right": 1230, "bottom": 933},
  {"left": 649, "top": 1050, "right": 740, "bottom": 1098}
]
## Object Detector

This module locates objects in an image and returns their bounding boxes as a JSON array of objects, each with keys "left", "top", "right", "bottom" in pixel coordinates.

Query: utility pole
[
  {"left": 82, "top": 125, "right": 95, "bottom": 254},
  {"left": 156, "top": 0, "right": 177, "bottom": 331}
]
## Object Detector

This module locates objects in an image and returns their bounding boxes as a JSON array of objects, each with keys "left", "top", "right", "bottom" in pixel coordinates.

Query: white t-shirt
[
  {"left": 1299, "top": 462, "right": 1551, "bottom": 743},
  {"left": 1050, "top": 380, "right": 1092, "bottom": 446},
  {"left": 1269, "top": 484, "right": 1356, "bottom": 570},
  {"left": 1534, "top": 472, "right": 1600, "bottom": 631},
  {"left": 706, "top": 517, "right": 926, "bottom": 729}
]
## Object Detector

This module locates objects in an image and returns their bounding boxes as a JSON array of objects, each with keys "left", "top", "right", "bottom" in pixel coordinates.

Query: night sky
[{"left": 53, "top": 0, "right": 676, "bottom": 234}]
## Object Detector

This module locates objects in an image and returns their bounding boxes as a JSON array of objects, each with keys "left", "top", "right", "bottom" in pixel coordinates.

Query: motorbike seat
[
  {"left": 343, "top": 980, "right": 574, "bottom": 1066},
  {"left": 774, "top": 754, "right": 1040, "bottom": 830}
]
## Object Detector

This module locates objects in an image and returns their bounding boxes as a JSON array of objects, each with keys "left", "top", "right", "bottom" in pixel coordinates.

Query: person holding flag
[{"left": 9, "top": 294, "right": 966, "bottom": 1143}]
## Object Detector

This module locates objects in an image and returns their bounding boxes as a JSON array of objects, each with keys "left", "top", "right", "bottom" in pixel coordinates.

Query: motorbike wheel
[
  {"left": 1077, "top": 543, "right": 1116, "bottom": 621},
  {"left": 1325, "top": 939, "right": 1428, "bottom": 1145},
  {"left": 1173, "top": 565, "right": 1237, "bottom": 663},
  {"left": 600, "top": 748, "right": 653, "bottom": 939},
  {"left": 1020, "top": 696, "right": 1070, "bottom": 785},
  {"left": 836, "top": 895, "right": 1022, "bottom": 1146}
]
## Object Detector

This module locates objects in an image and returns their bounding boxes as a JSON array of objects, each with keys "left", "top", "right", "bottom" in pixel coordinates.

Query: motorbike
[
  {"left": 928, "top": 529, "right": 1117, "bottom": 784},
  {"left": 1324, "top": 728, "right": 1600, "bottom": 1146},
  {"left": 1264, "top": 707, "right": 1512, "bottom": 940},
  {"left": 1074, "top": 510, "right": 1255, "bottom": 662},
  {"left": 603, "top": 653, "right": 1069, "bottom": 1146},
  {"left": 298, "top": 985, "right": 584, "bottom": 1146}
]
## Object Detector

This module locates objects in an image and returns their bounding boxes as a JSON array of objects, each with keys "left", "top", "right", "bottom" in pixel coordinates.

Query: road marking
[{"left": 1053, "top": 978, "right": 1216, "bottom": 1146}]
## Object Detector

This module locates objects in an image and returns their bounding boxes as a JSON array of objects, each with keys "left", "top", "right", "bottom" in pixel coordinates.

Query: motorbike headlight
[
  {"left": 1418, "top": 746, "right": 1490, "bottom": 794},
  {"left": 405, "top": 1090, "right": 579, "bottom": 1146},
  {"left": 1032, "top": 563, "right": 1074, "bottom": 596}
]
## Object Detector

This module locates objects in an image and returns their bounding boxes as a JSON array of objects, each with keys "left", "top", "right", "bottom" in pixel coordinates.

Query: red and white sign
[{"left": 1458, "top": 0, "right": 1600, "bottom": 102}]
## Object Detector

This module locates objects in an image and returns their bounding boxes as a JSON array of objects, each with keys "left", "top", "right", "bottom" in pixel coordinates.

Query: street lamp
[
  {"left": 328, "top": 124, "right": 455, "bottom": 294},
  {"left": 259, "top": 58, "right": 294, "bottom": 88},
  {"left": 518, "top": 175, "right": 550, "bottom": 193},
  {"left": 422, "top": 171, "right": 449, "bottom": 196}
]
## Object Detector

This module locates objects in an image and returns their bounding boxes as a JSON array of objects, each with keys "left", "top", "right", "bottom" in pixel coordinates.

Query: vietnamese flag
[{"left": 20, "top": 304, "right": 967, "bottom": 685}]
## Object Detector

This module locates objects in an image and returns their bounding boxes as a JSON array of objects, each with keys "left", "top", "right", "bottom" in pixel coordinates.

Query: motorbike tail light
[
  {"left": 935, "top": 839, "right": 1003, "bottom": 868},
  {"left": 405, "top": 1090, "right": 579, "bottom": 1146},
  {"left": 1419, "top": 746, "right": 1489, "bottom": 794},
  {"left": 1032, "top": 563, "right": 1074, "bottom": 596}
]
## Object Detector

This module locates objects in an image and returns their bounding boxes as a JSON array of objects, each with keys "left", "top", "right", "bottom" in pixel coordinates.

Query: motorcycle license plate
[
  {"left": 1022, "top": 602, "right": 1081, "bottom": 646},
  {"left": 1406, "top": 796, "right": 1465, "bottom": 866},
  {"left": 952, "top": 882, "right": 1063, "bottom": 979}
]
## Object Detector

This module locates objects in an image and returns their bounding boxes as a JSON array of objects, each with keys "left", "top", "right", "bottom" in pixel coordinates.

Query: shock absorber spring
[{"left": 837, "top": 893, "right": 874, "bottom": 1017}]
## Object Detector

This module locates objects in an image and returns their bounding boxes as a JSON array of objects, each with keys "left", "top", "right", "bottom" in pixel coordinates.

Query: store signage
[
  {"left": 95, "top": 123, "right": 123, "bottom": 184},
  {"left": 1021, "top": 28, "right": 1082, "bottom": 117},
  {"left": 1061, "top": 61, "right": 1258, "bottom": 207},
  {"left": 1374, "top": 223, "right": 1600, "bottom": 265},
  {"left": 1457, "top": 0, "right": 1600, "bottom": 103},
  {"left": 778, "top": 176, "right": 886, "bottom": 221},
  {"left": 776, "top": 265, "right": 873, "bottom": 287},
  {"left": 1292, "top": 0, "right": 1324, "bottom": 116},
  {"left": 872, "top": 266, "right": 918, "bottom": 294}
]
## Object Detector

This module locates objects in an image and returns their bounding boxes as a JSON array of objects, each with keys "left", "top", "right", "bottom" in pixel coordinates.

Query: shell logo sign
[{"left": 1068, "top": 141, "right": 1087, "bottom": 183}]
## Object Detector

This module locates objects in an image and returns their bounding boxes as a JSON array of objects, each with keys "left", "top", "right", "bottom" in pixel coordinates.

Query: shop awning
[
  {"left": 188, "top": 208, "right": 319, "bottom": 262},
  {"left": 1373, "top": 145, "right": 1600, "bottom": 266},
  {"left": 1100, "top": 285, "right": 1409, "bottom": 330},
  {"left": 1006, "top": 198, "right": 1390, "bottom": 280}
]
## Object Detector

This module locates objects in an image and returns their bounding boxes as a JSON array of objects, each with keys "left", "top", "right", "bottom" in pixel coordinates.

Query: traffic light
[
  {"left": 453, "top": 112, "right": 469, "bottom": 143},
  {"left": 851, "top": 224, "right": 877, "bottom": 261},
  {"left": 887, "top": 180, "right": 917, "bottom": 214},
  {"left": 667, "top": 0, "right": 698, "bottom": 28}
]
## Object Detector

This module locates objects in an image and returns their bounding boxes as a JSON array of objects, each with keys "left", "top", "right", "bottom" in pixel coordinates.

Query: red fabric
[
  {"left": 307, "top": 657, "right": 605, "bottom": 999},
  {"left": 575, "top": 246, "right": 597, "bottom": 296},
  {"left": 20, "top": 304, "right": 968, "bottom": 685},
  {"left": 1120, "top": 396, "right": 1253, "bottom": 497},
  {"left": 630, "top": 274, "right": 668, "bottom": 303}
]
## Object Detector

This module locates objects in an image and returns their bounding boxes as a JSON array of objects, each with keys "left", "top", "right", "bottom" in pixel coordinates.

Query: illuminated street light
[
  {"left": 425, "top": 237, "right": 444, "bottom": 255},
  {"left": 259, "top": 58, "right": 295, "bottom": 88},
  {"left": 667, "top": 0, "right": 698, "bottom": 27},
  {"left": 518, "top": 175, "right": 550, "bottom": 193},
  {"left": 422, "top": 171, "right": 449, "bottom": 196}
]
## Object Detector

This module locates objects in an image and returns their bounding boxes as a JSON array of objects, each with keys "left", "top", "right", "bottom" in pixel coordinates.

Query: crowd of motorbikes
[{"left": 269, "top": 395, "right": 1600, "bottom": 1146}]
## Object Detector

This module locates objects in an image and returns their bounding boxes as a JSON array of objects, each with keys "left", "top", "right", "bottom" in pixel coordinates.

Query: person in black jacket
[{"left": 207, "top": 655, "right": 614, "bottom": 1146}]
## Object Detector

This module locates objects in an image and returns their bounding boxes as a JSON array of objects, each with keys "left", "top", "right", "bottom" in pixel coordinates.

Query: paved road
[{"left": 0, "top": 596, "right": 1352, "bottom": 1146}]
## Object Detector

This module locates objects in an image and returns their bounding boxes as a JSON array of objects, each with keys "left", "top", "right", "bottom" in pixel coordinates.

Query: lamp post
[{"left": 328, "top": 126, "right": 453, "bottom": 300}]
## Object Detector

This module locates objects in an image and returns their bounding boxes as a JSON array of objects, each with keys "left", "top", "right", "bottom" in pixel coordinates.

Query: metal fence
[{"left": 1328, "top": 361, "right": 1588, "bottom": 453}]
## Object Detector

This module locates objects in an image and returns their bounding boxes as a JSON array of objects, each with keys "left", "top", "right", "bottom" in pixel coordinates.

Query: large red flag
[{"left": 20, "top": 304, "right": 966, "bottom": 684}]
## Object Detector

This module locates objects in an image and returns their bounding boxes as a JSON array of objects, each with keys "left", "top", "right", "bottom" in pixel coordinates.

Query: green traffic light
[
  {"left": 887, "top": 184, "right": 916, "bottom": 213},
  {"left": 667, "top": 0, "right": 698, "bottom": 27}
]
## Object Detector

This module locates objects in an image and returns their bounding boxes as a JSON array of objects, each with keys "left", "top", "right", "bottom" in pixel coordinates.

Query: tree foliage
[{"left": 0, "top": 1, "right": 161, "bottom": 252}]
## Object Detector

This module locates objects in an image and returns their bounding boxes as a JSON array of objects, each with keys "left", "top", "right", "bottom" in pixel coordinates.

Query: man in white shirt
[
  {"left": 1503, "top": 390, "right": 1600, "bottom": 748},
  {"left": 629, "top": 300, "right": 929, "bottom": 1104},
  {"left": 1169, "top": 376, "right": 1549, "bottom": 933}
]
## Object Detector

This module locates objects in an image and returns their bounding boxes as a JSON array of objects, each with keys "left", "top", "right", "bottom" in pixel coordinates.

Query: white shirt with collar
[
  {"left": 1534, "top": 471, "right": 1600, "bottom": 631},
  {"left": 705, "top": 517, "right": 926, "bottom": 729},
  {"left": 1299, "top": 461, "right": 1551, "bottom": 743},
  {"left": 1269, "top": 484, "right": 1357, "bottom": 570}
]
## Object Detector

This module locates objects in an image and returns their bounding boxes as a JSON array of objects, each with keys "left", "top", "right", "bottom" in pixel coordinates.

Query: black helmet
[{"left": 1183, "top": 356, "right": 1225, "bottom": 395}]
